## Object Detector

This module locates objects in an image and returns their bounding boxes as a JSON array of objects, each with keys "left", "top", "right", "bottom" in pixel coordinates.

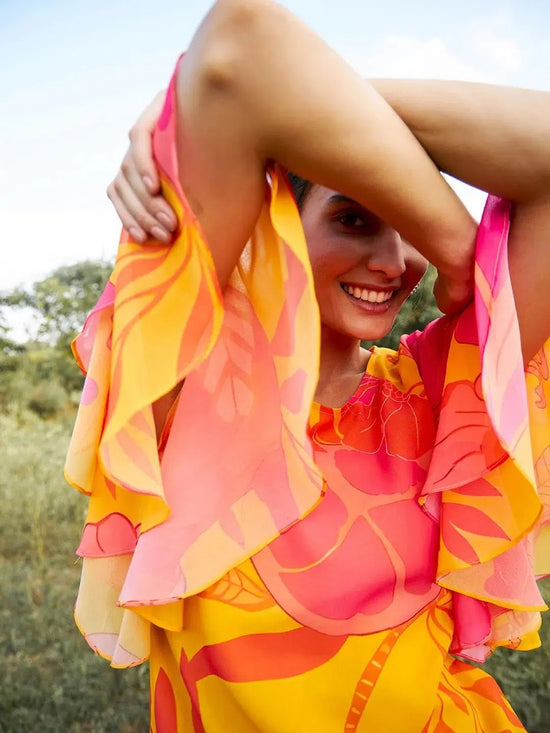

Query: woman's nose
[{"left": 365, "top": 226, "right": 406, "bottom": 279}]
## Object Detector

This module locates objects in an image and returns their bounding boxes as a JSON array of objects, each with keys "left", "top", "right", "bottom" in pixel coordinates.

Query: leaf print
[
  {"left": 279, "top": 369, "right": 307, "bottom": 413},
  {"left": 180, "top": 627, "right": 347, "bottom": 685},
  {"left": 154, "top": 667, "right": 178, "bottom": 733},
  {"left": 202, "top": 287, "right": 257, "bottom": 421},
  {"left": 451, "top": 479, "right": 502, "bottom": 497},
  {"left": 440, "top": 502, "right": 511, "bottom": 567},
  {"left": 462, "top": 674, "right": 525, "bottom": 727},
  {"left": 440, "top": 523, "right": 481, "bottom": 566},
  {"left": 198, "top": 567, "right": 276, "bottom": 611},
  {"left": 426, "top": 379, "right": 507, "bottom": 492},
  {"left": 535, "top": 447, "right": 550, "bottom": 522},
  {"left": 344, "top": 629, "right": 401, "bottom": 731},
  {"left": 535, "top": 446, "right": 550, "bottom": 488},
  {"left": 526, "top": 346, "right": 548, "bottom": 409},
  {"left": 443, "top": 504, "right": 510, "bottom": 540},
  {"left": 270, "top": 248, "right": 309, "bottom": 357}
]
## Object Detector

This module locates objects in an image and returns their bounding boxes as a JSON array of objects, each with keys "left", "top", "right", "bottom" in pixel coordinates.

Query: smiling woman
[
  {"left": 66, "top": 0, "right": 550, "bottom": 730},
  {"left": 300, "top": 186, "right": 428, "bottom": 351}
]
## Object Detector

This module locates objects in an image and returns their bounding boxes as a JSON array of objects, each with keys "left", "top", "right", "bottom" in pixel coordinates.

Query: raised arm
[
  {"left": 371, "top": 79, "right": 550, "bottom": 361},
  {"left": 130, "top": 0, "right": 476, "bottom": 301}
]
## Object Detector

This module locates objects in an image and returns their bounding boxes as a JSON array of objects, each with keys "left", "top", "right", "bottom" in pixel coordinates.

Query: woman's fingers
[
  {"left": 107, "top": 90, "right": 178, "bottom": 241},
  {"left": 107, "top": 149, "right": 177, "bottom": 242},
  {"left": 107, "top": 167, "right": 168, "bottom": 242},
  {"left": 123, "top": 148, "right": 178, "bottom": 235},
  {"left": 128, "top": 109, "right": 161, "bottom": 195}
]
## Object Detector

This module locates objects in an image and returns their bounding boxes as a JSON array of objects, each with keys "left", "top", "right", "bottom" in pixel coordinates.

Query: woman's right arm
[
  {"left": 127, "top": 1, "right": 475, "bottom": 293},
  {"left": 172, "top": 0, "right": 476, "bottom": 294}
]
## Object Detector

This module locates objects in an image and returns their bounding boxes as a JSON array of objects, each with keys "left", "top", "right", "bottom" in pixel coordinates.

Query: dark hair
[{"left": 286, "top": 171, "right": 313, "bottom": 210}]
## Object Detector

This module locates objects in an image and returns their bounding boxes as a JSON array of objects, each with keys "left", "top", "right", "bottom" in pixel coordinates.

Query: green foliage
[
  {"left": 364, "top": 265, "right": 442, "bottom": 350},
  {"left": 2, "top": 260, "right": 113, "bottom": 347},
  {"left": 484, "top": 610, "right": 550, "bottom": 733},
  {"left": 27, "top": 380, "right": 70, "bottom": 419},
  {"left": 0, "top": 260, "right": 112, "bottom": 417}
]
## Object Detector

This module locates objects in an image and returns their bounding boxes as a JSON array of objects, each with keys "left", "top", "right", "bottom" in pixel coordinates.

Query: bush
[{"left": 27, "top": 380, "right": 69, "bottom": 419}]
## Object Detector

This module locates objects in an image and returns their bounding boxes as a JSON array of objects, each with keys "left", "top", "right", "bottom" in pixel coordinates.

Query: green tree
[
  {"left": 0, "top": 260, "right": 112, "bottom": 415},
  {"left": 364, "top": 265, "right": 442, "bottom": 350},
  {"left": 2, "top": 260, "right": 112, "bottom": 346}
]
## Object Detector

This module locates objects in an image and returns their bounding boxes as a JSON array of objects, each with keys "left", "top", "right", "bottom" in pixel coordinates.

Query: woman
[{"left": 67, "top": 0, "right": 550, "bottom": 730}]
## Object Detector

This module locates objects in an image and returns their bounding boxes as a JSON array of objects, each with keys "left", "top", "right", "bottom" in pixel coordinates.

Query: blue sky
[{"left": 1, "top": 0, "right": 549, "bottom": 293}]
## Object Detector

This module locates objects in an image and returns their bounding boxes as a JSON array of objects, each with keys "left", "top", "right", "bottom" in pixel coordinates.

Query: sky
[{"left": 1, "top": 0, "right": 549, "bottom": 297}]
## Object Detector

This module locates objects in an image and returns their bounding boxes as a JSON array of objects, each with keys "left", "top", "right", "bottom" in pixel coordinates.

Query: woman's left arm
[{"left": 372, "top": 79, "right": 550, "bottom": 362}]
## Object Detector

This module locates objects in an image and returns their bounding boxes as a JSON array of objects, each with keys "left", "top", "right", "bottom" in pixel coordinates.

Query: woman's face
[{"left": 300, "top": 185, "right": 428, "bottom": 343}]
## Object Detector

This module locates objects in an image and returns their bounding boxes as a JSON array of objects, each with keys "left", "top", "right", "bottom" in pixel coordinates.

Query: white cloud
[
  {"left": 344, "top": 35, "right": 485, "bottom": 81},
  {"left": 0, "top": 207, "right": 118, "bottom": 291},
  {"left": 469, "top": 27, "right": 522, "bottom": 72},
  {"left": 340, "top": 35, "right": 490, "bottom": 220}
]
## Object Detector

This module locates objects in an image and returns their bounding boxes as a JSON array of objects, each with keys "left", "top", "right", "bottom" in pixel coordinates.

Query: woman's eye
[
  {"left": 333, "top": 207, "right": 381, "bottom": 233},
  {"left": 338, "top": 213, "right": 366, "bottom": 228}
]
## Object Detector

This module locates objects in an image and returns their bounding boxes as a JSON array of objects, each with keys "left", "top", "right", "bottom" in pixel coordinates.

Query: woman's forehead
[
  {"left": 307, "top": 184, "right": 361, "bottom": 208},
  {"left": 305, "top": 184, "right": 371, "bottom": 216}
]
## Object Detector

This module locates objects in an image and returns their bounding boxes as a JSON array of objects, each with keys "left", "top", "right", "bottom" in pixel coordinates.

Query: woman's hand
[
  {"left": 106, "top": 90, "right": 178, "bottom": 243},
  {"left": 433, "top": 269, "right": 474, "bottom": 315}
]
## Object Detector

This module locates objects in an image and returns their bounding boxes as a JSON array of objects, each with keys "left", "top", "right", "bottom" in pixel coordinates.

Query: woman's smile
[
  {"left": 299, "top": 184, "right": 427, "bottom": 343},
  {"left": 340, "top": 282, "right": 397, "bottom": 308}
]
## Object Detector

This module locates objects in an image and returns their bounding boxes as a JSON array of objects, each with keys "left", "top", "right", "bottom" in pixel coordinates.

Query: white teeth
[{"left": 342, "top": 284, "right": 393, "bottom": 303}]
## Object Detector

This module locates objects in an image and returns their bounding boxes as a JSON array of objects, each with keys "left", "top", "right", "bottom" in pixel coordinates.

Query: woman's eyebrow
[{"left": 327, "top": 194, "right": 362, "bottom": 207}]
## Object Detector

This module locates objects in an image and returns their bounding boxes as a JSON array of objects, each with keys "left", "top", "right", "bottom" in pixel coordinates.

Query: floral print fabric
[{"left": 65, "top": 59, "right": 549, "bottom": 730}]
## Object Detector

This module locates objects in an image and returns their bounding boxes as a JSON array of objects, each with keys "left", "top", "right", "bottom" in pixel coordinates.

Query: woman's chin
[
  {"left": 353, "top": 311, "right": 398, "bottom": 342},
  {"left": 343, "top": 318, "right": 395, "bottom": 343}
]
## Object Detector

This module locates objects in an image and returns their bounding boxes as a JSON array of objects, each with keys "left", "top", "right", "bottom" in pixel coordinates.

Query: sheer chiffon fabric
[{"left": 66, "top": 60, "right": 549, "bottom": 730}]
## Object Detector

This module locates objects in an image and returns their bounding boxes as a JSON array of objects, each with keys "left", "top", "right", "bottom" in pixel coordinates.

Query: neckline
[{"left": 312, "top": 346, "right": 380, "bottom": 413}]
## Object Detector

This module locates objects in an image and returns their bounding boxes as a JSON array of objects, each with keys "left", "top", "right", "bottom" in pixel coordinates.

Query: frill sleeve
[
  {"left": 406, "top": 196, "right": 550, "bottom": 662},
  {"left": 64, "top": 59, "right": 322, "bottom": 667}
]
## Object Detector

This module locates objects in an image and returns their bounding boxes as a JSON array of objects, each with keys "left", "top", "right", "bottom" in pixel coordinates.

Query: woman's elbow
[{"left": 188, "top": 0, "right": 276, "bottom": 92}]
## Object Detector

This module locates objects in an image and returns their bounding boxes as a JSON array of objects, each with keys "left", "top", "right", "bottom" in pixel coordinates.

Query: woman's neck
[{"left": 314, "top": 329, "right": 370, "bottom": 407}]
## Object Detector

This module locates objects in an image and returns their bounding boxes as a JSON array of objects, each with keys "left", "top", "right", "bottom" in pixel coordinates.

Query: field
[
  {"left": 0, "top": 414, "right": 149, "bottom": 732},
  {"left": 1, "top": 413, "right": 549, "bottom": 732}
]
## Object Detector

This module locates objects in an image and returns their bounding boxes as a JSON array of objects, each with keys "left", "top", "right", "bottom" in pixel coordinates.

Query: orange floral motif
[
  {"left": 440, "top": 502, "right": 510, "bottom": 566},
  {"left": 198, "top": 567, "right": 276, "bottom": 611},
  {"left": 77, "top": 512, "right": 139, "bottom": 557},
  {"left": 202, "top": 287, "right": 257, "bottom": 422},
  {"left": 178, "top": 626, "right": 348, "bottom": 733},
  {"left": 425, "top": 378, "right": 507, "bottom": 494},
  {"left": 254, "top": 365, "right": 442, "bottom": 636},
  {"left": 340, "top": 379, "right": 434, "bottom": 459},
  {"left": 535, "top": 447, "right": 550, "bottom": 523},
  {"left": 154, "top": 668, "right": 178, "bottom": 733},
  {"left": 526, "top": 348, "right": 549, "bottom": 409},
  {"left": 343, "top": 628, "right": 401, "bottom": 731},
  {"left": 422, "top": 658, "right": 525, "bottom": 732},
  {"left": 312, "top": 376, "right": 435, "bottom": 496}
]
